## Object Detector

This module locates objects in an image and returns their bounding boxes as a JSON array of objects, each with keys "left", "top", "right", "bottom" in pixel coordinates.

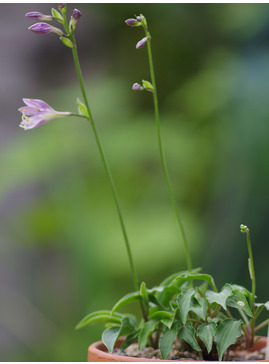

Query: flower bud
[
  {"left": 25, "top": 12, "right": 53, "bottom": 21},
  {"left": 28, "top": 22, "right": 63, "bottom": 36},
  {"left": 125, "top": 18, "right": 137, "bottom": 27},
  {"left": 58, "top": 4, "right": 66, "bottom": 10},
  {"left": 136, "top": 16, "right": 143, "bottom": 22},
  {"left": 132, "top": 83, "right": 144, "bottom": 91},
  {"left": 136, "top": 36, "right": 148, "bottom": 49},
  {"left": 73, "top": 8, "right": 82, "bottom": 21},
  {"left": 58, "top": 3, "right": 67, "bottom": 15},
  {"left": 240, "top": 224, "right": 249, "bottom": 233}
]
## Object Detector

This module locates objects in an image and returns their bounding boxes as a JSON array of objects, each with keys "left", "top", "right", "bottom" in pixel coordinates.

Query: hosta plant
[
  {"left": 77, "top": 226, "right": 269, "bottom": 360},
  {"left": 20, "top": 5, "right": 268, "bottom": 361}
]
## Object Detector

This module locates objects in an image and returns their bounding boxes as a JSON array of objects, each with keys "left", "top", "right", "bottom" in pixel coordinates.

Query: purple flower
[
  {"left": 132, "top": 83, "right": 144, "bottom": 91},
  {"left": 125, "top": 18, "right": 137, "bottom": 27},
  {"left": 19, "top": 99, "right": 71, "bottom": 130},
  {"left": 136, "top": 36, "right": 149, "bottom": 49},
  {"left": 25, "top": 12, "right": 53, "bottom": 21},
  {"left": 136, "top": 16, "right": 143, "bottom": 22},
  {"left": 28, "top": 22, "right": 63, "bottom": 35},
  {"left": 73, "top": 9, "right": 82, "bottom": 21}
]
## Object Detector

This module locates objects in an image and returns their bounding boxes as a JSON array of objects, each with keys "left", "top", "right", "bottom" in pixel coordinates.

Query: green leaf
[
  {"left": 138, "top": 320, "right": 158, "bottom": 350},
  {"left": 156, "top": 285, "right": 180, "bottom": 306},
  {"left": 142, "top": 80, "right": 154, "bottom": 92},
  {"left": 60, "top": 36, "right": 74, "bottom": 49},
  {"left": 177, "top": 288, "right": 196, "bottom": 324},
  {"left": 120, "top": 316, "right": 138, "bottom": 336},
  {"left": 51, "top": 8, "right": 64, "bottom": 24},
  {"left": 197, "top": 323, "right": 216, "bottom": 353},
  {"left": 102, "top": 316, "right": 137, "bottom": 353},
  {"left": 140, "top": 282, "right": 149, "bottom": 305},
  {"left": 227, "top": 289, "right": 252, "bottom": 317},
  {"left": 255, "top": 301, "right": 269, "bottom": 310},
  {"left": 120, "top": 330, "right": 140, "bottom": 352},
  {"left": 51, "top": 8, "right": 63, "bottom": 22},
  {"left": 215, "top": 319, "right": 242, "bottom": 360},
  {"left": 173, "top": 273, "right": 217, "bottom": 291},
  {"left": 191, "top": 296, "right": 207, "bottom": 321},
  {"left": 177, "top": 322, "right": 201, "bottom": 352},
  {"left": 230, "top": 284, "right": 252, "bottom": 298},
  {"left": 112, "top": 291, "right": 141, "bottom": 314},
  {"left": 149, "top": 310, "right": 174, "bottom": 320},
  {"left": 205, "top": 284, "right": 233, "bottom": 310},
  {"left": 160, "top": 268, "right": 202, "bottom": 286},
  {"left": 102, "top": 326, "right": 121, "bottom": 353},
  {"left": 76, "top": 310, "right": 122, "bottom": 329},
  {"left": 160, "top": 323, "right": 178, "bottom": 359},
  {"left": 161, "top": 316, "right": 175, "bottom": 329},
  {"left": 148, "top": 293, "right": 163, "bottom": 307},
  {"left": 76, "top": 98, "right": 90, "bottom": 118}
]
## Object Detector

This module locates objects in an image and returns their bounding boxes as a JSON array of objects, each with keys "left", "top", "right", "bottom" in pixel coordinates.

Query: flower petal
[
  {"left": 18, "top": 106, "right": 39, "bottom": 115},
  {"left": 20, "top": 114, "right": 48, "bottom": 130},
  {"left": 22, "top": 98, "right": 54, "bottom": 111}
]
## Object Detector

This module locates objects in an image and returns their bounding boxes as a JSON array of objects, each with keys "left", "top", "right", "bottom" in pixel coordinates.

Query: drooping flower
[
  {"left": 136, "top": 36, "right": 149, "bottom": 49},
  {"left": 19, "top": 99, "right": 71, "bottom": 130},
  {"left": 28, "top": 22, "right": 63, "bottom": 35},
  {"left": 25, "top": 12, "right": 53, "bottom": 21}
]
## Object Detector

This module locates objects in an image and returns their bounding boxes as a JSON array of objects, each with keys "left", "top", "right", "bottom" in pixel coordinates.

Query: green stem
[
  {"left": 246, "top": 229, "right": 256, "bottom": 346},
  {"left": 254, "top": 319, "right": 269, "bottom": 333},
  {"left": 69, "top": 33, "right": 139, "bottom": 292},
  {"left": 144, "top": 26, "right": 192, "bottom": 272},
  {"left": 241, "top": 225, "right": 256, "bottom": 347},
  {"left": 246, "top": 230, "right": 256, "bottom": 311}
]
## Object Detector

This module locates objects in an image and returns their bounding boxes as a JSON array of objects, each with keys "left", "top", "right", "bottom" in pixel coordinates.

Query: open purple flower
[
  {"left": 28, "top": 22, "right": 63, "bottom": 35},
  {"left": 19, "top": 98, "right": 71, "bottom": 130}
]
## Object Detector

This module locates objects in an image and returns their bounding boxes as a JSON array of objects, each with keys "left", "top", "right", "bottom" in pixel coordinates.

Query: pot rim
[{"left": 88, "top": 336, "right": 269, "bottom": 362}]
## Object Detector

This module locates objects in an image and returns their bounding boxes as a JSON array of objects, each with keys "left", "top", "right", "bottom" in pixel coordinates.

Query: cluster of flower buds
[
  {"left": 132, "top": 80, "right": 154, "bottom": 93},
  {"left": 25, "top": 4, "right": 82, "bottom": 48},
  {"left": 125, "top": 15, "right": 143, "bottom": 27},
  {"left": 125, "top": 14, "right": 150, "bottom": 50},
  {"left": 240, "top": 224, "right": 250, "bottom": 234}
]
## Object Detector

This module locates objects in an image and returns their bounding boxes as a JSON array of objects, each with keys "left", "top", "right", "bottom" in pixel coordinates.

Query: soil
[{"left": 113, "top": 339, "right": 266, "bottom": 361}]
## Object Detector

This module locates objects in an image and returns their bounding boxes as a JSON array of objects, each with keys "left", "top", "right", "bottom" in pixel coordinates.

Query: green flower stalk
[
  {"left": 126, "top": 14, "right": 192, "bottom": 271},
  {"left": 23, "top": 6, "right": 140, "bottom": 293},
  {"left": 240, "top": 224, "right": 256, "bottom": 346}
]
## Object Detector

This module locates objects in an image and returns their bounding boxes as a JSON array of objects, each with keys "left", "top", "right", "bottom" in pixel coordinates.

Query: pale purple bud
[
  {"left": 73, "top": 9, "right": 82, "bottom": 21},
  {"left": 125, "top": 18, "right": 137, "bottom": 27},
  {"left": 132, "top": 83, "right": 144, "bottom": 91},
  {"left": 136, "top": 36, "right": 149, "bottom": 49},
  {"left": 25, "top": 12, "right": 53, "bottom": 21},
  {"left": 136, "top": 16, "right": 143, "bottom": 22},
  {"left": 58, "top": 4, "right": 66, "bottom": 10},
  {"left": 28, "top": 22, "right": 63, "bottom": 36}
]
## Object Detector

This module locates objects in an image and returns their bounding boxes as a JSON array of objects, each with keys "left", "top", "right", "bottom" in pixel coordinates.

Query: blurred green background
[{"left": 0, "top": 3, "right": 269, "bottom": 361}]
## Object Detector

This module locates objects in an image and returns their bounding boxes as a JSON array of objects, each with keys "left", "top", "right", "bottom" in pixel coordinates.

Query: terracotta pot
[{"left": 88, "top": 336, "right": 269, "bottom": 362}]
